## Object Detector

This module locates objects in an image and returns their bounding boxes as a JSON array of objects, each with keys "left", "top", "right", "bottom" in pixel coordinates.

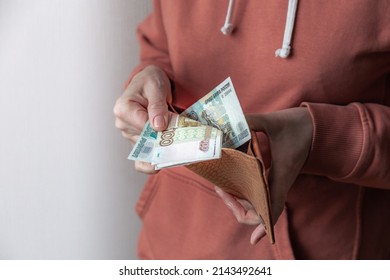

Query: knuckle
[
  {"left": 122, "top": 132, "right": 136, "bottom": 143},
  {"left": 236, "top": 216, "right": 245, "bottom": 224},
  {"left": 121, "top": 131, "right": 129, "bottom": 139},
  {"left": 113, "top": 102, "right": 124, "bottom": 118},
  {"left": 148, "top": 99, "right": 167, "bottom": 111},
  {"left": 144, "top": 77, "right": 169, "bottom": 98},
  {"left": 115, "top": 119, "right": 124, "bottom": 130}
]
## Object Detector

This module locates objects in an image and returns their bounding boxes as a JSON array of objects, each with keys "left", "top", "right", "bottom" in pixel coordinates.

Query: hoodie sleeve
[
  {"left": 125, "top": 0, "right": 174, "bottom": 86},
  {"left": 301, "top": 99, "right": 390, "bottom": 190}
]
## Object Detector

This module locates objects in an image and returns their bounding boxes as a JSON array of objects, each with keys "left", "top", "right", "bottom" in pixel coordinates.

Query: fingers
[
  {"left": 113, "top": 95, "right": 149, "bottom": 143},
  {"left": 214, "top": 186, "right": 262, "bottom": 226},
  {"left": 120, "top": 129, "right": 139, "bottom": 144},
  {"left": 143, "top": 80, "right": 170, "bottom": 131},
  {"left": 250, "top": 224, "right": 266, "bottom": 245},
  {"left": 114, "top": 66, "right": 172, "bottom": 149},
  {"left": 135, "top": 161, "right": 159, "bottom": 175},
  {"left": 215, "top": 186, "right": 266, "bottom": 244},
  {"left": 141, "top": 66, "right": 171, "bottom": 131}
]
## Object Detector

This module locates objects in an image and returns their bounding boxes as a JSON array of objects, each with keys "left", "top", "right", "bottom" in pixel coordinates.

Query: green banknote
[
  {"left": 128, "top": 121, "right": 157, "bottom": 162},
  {"left": 181, "top": 77, "right": 251, "bottom": 149}
]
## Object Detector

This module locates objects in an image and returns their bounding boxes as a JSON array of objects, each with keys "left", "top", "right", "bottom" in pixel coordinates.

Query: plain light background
[{"left": 0, "top": 0, "right": 152, "bottom": 259}]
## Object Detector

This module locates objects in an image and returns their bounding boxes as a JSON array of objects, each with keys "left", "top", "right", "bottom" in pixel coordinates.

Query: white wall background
[{"left": 0, "top": 0, "right": 151, "bottom": 259}]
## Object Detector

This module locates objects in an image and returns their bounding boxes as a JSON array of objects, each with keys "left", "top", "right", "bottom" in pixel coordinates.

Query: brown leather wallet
[{"left": 186, "top": 130, "right": 275, "bottom": 244}]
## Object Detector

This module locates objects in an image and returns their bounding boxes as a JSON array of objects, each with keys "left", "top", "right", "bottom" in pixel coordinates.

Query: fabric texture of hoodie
[{"left": 129, "top": 0, "right": 390, "bottom": 259}]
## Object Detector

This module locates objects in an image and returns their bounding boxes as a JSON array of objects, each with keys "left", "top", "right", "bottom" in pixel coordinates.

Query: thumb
[
  {"left": 148, "top": 99, "right": 169, "bottom": 132},
  {"left": 144, "top": 85, "right": 170, "bottom": 132}
]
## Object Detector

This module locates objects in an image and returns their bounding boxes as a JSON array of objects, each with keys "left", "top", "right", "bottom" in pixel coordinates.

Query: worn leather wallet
[{"left": 186, "top": 130, "right": 275, "bottom": 244}]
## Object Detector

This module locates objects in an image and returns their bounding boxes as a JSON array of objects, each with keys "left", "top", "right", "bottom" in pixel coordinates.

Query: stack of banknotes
[{"left": 128, "top": 77, "right": 251, "bottom": 170}]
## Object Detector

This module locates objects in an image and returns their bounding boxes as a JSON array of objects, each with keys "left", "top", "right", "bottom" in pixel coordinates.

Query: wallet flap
[{"left": 186, "top": 134, "right": 275, "bottom": 244}]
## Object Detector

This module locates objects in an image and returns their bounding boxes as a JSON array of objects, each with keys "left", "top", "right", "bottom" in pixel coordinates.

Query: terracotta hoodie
[{"left": 130, "top": 0, "right": 390, "bottom": 259}]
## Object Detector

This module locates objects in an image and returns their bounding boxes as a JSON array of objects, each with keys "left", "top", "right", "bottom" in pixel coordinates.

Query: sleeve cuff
[{"left": 301, "top": 102, "right": 364, "bottom": 179}]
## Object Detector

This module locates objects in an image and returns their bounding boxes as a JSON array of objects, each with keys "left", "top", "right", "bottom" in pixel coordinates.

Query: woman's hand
[
  {"left": 113, "top": 65, "right": 172, "bottom": 174},
  {"left": 216, "top": 107, "right": 313, "bottom": 244},
  {"left": 215, "top": 186, "right": 267, "bottom": 245}
]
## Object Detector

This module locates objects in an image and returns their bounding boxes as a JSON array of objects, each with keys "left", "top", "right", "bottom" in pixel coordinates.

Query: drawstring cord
[
  {"left": 221, "top": 0, "right": 298, "bottom": 58},
  {"left": 221, "top": 0, "right": 235, "bottom": 35},
  {"left": 275, "top": 0, "right": 299, "bottom": 58}
]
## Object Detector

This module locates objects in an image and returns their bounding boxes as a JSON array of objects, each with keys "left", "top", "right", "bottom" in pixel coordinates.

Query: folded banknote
[{"left": 128, "top": 114, "right": 222, "bottom": 169}]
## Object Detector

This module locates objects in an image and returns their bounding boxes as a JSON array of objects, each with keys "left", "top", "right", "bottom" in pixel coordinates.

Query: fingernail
[{"left": 153, "top": 115, "right": 165, "bottom": 129}]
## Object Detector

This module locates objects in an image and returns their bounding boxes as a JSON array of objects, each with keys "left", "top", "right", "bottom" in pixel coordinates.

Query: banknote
[
  {"left": 153, "top": 114, "right": 222, "bottom": 169},
  {"left": 127, "top": 121, "right": 158, "bottom": 162},
  {"left": 128, "top": 113, "right": 222, "bottom": 169},
  {"left": 181, "top": 77, "right": 251, "bottom": 149}
]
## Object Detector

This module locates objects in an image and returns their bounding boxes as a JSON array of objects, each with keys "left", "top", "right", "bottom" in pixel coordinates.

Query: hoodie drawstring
[
  {"left": 275, "top": 0, "right": 298, "bottom": 58},
  {"left": 221, "top": 0, "right": 235, "bottom": 35},
  {"left": 221, "top": 0, "right": 299, "bottom": 59}
]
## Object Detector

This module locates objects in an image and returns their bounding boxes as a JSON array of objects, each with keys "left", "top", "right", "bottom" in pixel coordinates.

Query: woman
[{"left": 114, "top": 0, "right": 390, "bottom": 259}]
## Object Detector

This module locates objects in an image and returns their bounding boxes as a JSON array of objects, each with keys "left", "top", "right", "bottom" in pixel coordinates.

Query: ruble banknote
[
  {"left": 128, "top": 114, "right": 222, "bottom": 169},
  {"left": 127, "top": 121, "right": 157, "bottom": 163},
  {"left": 181, "top": 77, "right": 251, "bottom": 149},
  {"left": 153, "top": 114, "right": 222, "bottom": 169}
]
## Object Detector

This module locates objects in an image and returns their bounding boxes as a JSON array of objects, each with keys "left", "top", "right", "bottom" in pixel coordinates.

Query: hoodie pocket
[
  {"left": 135, "top": 173, "right": 160, "bottom": 219},
  {"left": 135, "top": 167, "right": 296, "bottom": 259}
]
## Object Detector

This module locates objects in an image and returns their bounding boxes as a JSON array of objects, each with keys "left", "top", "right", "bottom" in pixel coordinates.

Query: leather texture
[{"left": 186, "top": 131, "right": 275, "bottom": 244}]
